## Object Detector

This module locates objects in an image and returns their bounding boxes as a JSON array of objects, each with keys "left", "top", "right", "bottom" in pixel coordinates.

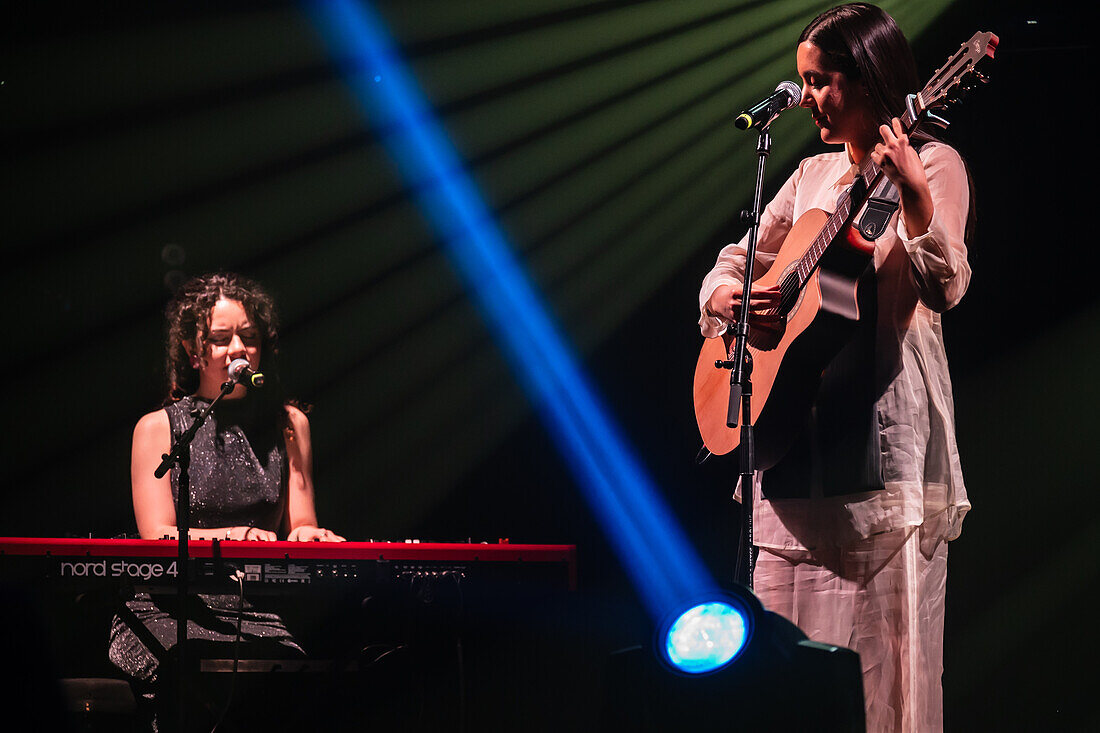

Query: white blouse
[{"left": 698, "top": 143, "right": 971, "bottom": 550}]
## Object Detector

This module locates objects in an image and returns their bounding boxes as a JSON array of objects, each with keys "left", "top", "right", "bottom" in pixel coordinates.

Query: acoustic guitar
[{"left": 694, "top": 31, "right": 998, "bottom": 468}]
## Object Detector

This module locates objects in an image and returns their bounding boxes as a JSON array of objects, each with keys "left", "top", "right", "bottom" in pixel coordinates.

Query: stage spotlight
[
  {"left": 609, "top": 588, "right": 865, "bottom": 732},
  {"left": 657, "top": 587, "right": 763, "bottom": 675}
]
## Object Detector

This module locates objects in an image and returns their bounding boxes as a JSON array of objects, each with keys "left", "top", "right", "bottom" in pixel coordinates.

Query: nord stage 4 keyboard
[{"left": 0, "top": 537, "right": 577, "bottom": 592}]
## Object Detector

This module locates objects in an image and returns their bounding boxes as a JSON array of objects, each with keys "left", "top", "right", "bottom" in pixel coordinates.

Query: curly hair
[{"left": 164, "top": 272, "right": 281, "bottom": 402}]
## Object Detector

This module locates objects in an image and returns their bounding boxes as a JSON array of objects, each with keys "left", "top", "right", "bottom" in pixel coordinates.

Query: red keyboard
[{"left": 0, "top": 537, "right": 576, "bottom": 590}]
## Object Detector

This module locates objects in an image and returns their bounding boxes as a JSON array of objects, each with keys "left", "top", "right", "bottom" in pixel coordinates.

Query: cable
[
  {"left": 448, "top": 571, "right": 466, "bottom": 733},
  {"left": 209, "top": 570, "right": 245, "bottom": 733}
]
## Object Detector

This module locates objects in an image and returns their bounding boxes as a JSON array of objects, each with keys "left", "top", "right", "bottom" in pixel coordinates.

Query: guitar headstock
[{"left": 914, "top": 31, "right": 998, "bottom": 121}]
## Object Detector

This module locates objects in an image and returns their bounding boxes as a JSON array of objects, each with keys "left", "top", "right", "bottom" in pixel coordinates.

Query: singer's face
[
  {"left": 796, "top": 42, "right": 876, "bottom": 158},
  {"left": 192, "top": 298, "right": 262, "bottom": 400}
]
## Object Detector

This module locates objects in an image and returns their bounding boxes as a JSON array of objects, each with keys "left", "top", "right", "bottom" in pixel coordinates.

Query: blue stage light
[
  {"left": 665, "top": 602, "right": 748, "bottom": 674},
  {"left": 659, "top": 591, "right": 760, "bottom": 675},
  {"left": 307, "top": 0, "right": 720, "bottom": 633}
]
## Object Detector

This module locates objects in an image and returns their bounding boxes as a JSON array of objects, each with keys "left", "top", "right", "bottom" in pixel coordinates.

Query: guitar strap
[
  {"left": 855, "top": 176, "right": 900, "bottom": 240},
  {"left": 855, "top": 139, "right": 935, "bottom": 240}
]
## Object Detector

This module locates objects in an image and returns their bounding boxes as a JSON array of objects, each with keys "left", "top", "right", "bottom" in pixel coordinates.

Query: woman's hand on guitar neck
[
  {"left": 871, "top": 117, "right": 934, "bottom": 238},
  {"left": 706, "top": 283, "right": 784, "bottom": 335}
]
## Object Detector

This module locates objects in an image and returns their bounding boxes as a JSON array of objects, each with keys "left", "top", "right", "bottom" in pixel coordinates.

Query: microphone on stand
[
  {"left": 735, "top": 81, "right": 802, "bottom": 130},
  {"left": 227, "top": 358, "right": 265, "bottom": 388}
]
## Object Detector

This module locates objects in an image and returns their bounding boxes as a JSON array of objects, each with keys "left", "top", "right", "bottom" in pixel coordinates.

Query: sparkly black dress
[{"left": 108, "top": 395, "right": 303, "bottom": 684}]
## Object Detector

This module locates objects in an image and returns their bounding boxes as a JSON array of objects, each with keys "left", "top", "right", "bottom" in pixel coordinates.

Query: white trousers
[{"left": 753, "top": 524, "right": 949, "bottom": 733}]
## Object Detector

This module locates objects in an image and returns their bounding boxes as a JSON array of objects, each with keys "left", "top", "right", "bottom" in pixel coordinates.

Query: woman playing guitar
[{"left": 698, "top": 4, "right": 981, "bottom": 731}]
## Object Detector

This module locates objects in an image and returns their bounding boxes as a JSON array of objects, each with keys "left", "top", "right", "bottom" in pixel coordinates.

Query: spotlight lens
[{"left": 664, "top": 601, "right": 748, "bottom": 674}]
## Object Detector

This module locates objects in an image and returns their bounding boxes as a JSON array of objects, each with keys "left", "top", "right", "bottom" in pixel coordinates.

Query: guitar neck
[{"left": 792, "top": 107, "right": 920, "bottom": 290}]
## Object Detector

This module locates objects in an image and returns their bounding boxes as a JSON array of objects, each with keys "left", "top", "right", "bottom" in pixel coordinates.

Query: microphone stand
[
  {"left": 154, "top": 378, "right": 239, "bottom": 731},
  {"left": 718, "top": 126, "right": 773, "bottom": 590}
]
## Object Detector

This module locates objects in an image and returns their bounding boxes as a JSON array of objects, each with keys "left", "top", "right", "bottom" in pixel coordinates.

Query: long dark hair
[
  {"left": 800, "top": 3, "right": 925, "bottom": 141},
  {"left": 164, "top": 272, "right": 288, "bottom": 415},
  {"left": 800, "top": 3, "right": 977, "bottom": 243}
]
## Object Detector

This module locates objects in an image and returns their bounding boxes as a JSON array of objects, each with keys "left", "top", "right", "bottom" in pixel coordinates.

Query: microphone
[
  {"left": 227, "top": 358, "right": 265, "bottom": 388},
  {"left": 735, "top": 81, "right": 802, "bottom": 130}
]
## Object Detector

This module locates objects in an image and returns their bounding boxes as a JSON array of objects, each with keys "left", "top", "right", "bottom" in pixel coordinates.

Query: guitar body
[{"left": 693, "top": 208, "right": 875, "bottom": 468}]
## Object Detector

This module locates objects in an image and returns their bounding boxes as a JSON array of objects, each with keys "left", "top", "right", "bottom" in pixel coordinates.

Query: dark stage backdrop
[{"left": 3, "top": 1, "right": 1096, "bottom": 729}]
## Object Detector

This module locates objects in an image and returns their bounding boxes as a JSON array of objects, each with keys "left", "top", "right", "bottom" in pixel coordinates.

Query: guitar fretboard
[{"left": 791, "top": 109, "right": 916, "bottom": 288}]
